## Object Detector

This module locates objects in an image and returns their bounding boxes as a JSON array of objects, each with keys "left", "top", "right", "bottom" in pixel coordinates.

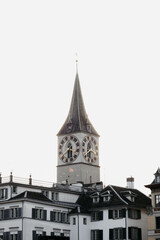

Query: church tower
[{"left": 57, "top": 70, "right": 100, "bottom": 184}]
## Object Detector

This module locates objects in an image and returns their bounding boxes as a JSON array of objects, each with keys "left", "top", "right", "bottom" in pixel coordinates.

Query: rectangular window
[
  {"left": 32, "top": 208, "right": 46, "bottom": 220},
  {"left": 91, "top": 230, "right": 103, "bottom": 240},
  {"left": 10, "top": 208, "right": 18, "bottom": 218},
  {"left": 128, "top": 209, "right": 141, "bottom": 219},
  {"left": 109, "top": 209, "right": 126, "bottom": 219},
  {"left": 0, "top": 188, "right": 8, "bottom": 200},
  {"left": 91, "top": 211, "right": 103, "bottom": 221},
  {"left": 51, "top": 192, "right": 59, "bottom": 201},
  {"left": 0, "top": 235, "right": 3, "bottom": 240},
  {"left": 109, "top": 228, "right": 126, "bottom": 240},
  {"left": 156, "top": 217, "right": 160, "bottom": 229},
  {"left": 128, "top": 227, "right": 141, "bottom": 240},
  {"left": 83, "top": 217, "right": 87, "bottom": 225},
  {"left": 73, "top": 217, "right": 76, "bottom": 225},
  {"left": 10, "top": 234, "right": 18, "bottom": 240},
  {"left": 155, "top": 195, "right": 160, "bottom": 206}
]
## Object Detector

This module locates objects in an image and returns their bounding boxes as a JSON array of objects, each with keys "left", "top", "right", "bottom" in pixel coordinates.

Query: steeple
[{"left": 57, "top": 73, "right": 99, "bottom": 136}]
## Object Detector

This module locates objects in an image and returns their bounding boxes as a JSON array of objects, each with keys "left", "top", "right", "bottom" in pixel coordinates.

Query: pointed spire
[{"left": 57, "top": 72, "right": 99, "bottom": 136}]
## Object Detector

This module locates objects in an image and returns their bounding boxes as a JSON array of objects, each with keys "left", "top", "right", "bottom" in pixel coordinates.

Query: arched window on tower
[
  {"left": 87, "top": 141, "right": 92, "bottom": 158},
  {"left": 67, "top": 142, "right": 72, "bottom": 158}
]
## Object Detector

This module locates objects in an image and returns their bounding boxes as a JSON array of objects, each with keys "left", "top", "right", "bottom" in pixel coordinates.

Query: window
[
  {"left": 91, "top": 211, "right": 103, "bottom": 221},
  {"left": 83, "top": 217, "right": 87, "bottom": 225},
  {"left": 10, "top": 208, "right": 18, "bottom": 218},
  {"left": 91, "top": 230, "right": 103, "bottom": 240},
  {"left": 32, "top": 231, "right": 46, "bottom": 240},
  {"left": 50, "top": 211, "right": 69, "bottom": 224},
  {"left": 109, "top": 209, "right": 126, "bottom": 219},
  {"left": 128, "top": 227, "right": 141, "bottom": 240},
  {"left": 32, "top": 208, "right": 47, "bottom": 220},
  {"left": 10, "top": 234, "right": 18, "bottom": 240},
  {"left": 51, "top": 192, "right": 59, "bottom": 201},
  {"left": 155, "top": 195, "right": 160, "bottom": 206},
  {"left": 0, "top": 235, "right": 3, "bottom": 240},
  {"left": 0, "top": 188, "right": 8, "bottom": 200},
  {"left": 73, "top": 217, "right": 76, "bottom": 225},
  {"left": 156, "top": 217, "right": 160, "bottom": 229},
  {"left": 109, "top": 228, "right": 126, "bottom": 240},
  {"left": 103, "top": 196, "right": 111, "bottom": 202},
  {"left": 12, "top": 186, "right": 17, "bottom": 194},
  {"left": 93, "top": 197, "right": 99, "bottom": 203},
  {"left": 42, "top": 191, "right": 49, "bottom": 198},
  {"left": 128, "top": 209, "right": 141, "bottom": 219},
  {"left": 156, "top": 176, "right": 160, "bottom": 183}
]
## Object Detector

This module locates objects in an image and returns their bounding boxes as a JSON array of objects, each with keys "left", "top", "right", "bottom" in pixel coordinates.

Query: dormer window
[
  {"left": 101, "top": 190, "right": 112, "bottom": 202},
  {"left": 156, "top": 175, "right": 160, "bottom": 183},
  {"left": 93, "top": 197, "right": 99, "bottom": 203},
  {"left": 121, "top": 191, "right": 137, "bottom": 202},
  {"left": 103, "top": 196, "right": 111, "bottom": 202}
]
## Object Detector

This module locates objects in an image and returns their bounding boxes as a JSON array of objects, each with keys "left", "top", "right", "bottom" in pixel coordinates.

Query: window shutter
[
  {"left": 43, "top": 210, "right": 47, "bottom": 220},
  {"left": 138, "top": 228, "right": 142, "bottom": 240},
  {"left": 32, "top": 209, "right": 36, "bottom": 219},
  {"left": 5, "top": 189, "right": 8, "bottom": 199},
  {"left": 128, "top": 227, "right": 131, "bottom": 239},
  {"left": 99, "top": 230, "right": 103, "bottom": 240},
  {"left": 4, "top": 232, "right": 10, "bottom": 240},
  {"left": 4, "top": 209, "right": 10, "bottom": 220},
  {"left": 62, "top": 213, "right": 65, "bottom": 223},
  {"left": 109, "top": 229, "right": 113, "bottom": 240},
  {"left": 32, "top": 231, "right": 37, "bottom": 240},
  {"left": 122, "top": 209, "right": 126, "bottom": 218},
  {"left": 123, "top": 228, "right": 126, "bottom": 239},
  {"left": 98, "top": 211, "right": 103, "bottom": 220},
  {"left": 50, "top": 211, "right": 54, "bottom": 221},
  {"left": 128, "top": 209, "right": 132, "bottom": 218},
  {"left": 109, "top": 210, "right": 113, "bottom": 219},
  {"left": 18, "top": 231, "right": 22, "bottom": 240},
  {"left": 138, "top": 210, "right": 141, "bottom": 219},
  {"left": 18, "top": 208, "right": 22, "bottom": 218}
]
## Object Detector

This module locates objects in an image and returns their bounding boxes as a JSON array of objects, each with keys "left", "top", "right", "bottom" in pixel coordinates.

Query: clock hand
[
  {"left": 70, "top": 148, "right": 76, "bottom": 152},
  {"left": 84, "top": 149, "right": 91, "bottom": 156},
  {"left": 62, "top": 148, "right": 69, "bottom": 157},
  {"left": 90, "top": 148, "right": 96, "bottom": 155}
]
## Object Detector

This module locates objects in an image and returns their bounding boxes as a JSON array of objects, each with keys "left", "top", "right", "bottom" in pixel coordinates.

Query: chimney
[{"left": 126, "top": 177, "right": 134, "bottom": 189}]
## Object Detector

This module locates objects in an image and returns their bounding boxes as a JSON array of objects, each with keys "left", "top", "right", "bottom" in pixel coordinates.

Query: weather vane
[{"left": 75, "top": 52, "right": 78, "bottom": 73}]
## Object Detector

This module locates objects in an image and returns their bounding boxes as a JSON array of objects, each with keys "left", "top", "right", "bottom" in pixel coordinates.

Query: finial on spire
[{"left": 75, "top": 52, "right": 78, "bottom": 73}]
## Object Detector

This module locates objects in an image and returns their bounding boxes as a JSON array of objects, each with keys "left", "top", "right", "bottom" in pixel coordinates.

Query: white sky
[{"left": 0, "top": 1, "right": 160, "bottom": 195}]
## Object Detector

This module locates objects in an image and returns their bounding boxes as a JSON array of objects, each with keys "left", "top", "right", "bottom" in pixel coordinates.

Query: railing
[
  {"left": 0, "top": 173, "right": 55, "bottom": 188},
  {"left": 0, "top": 173, "right": 83, "bottom": 192}
]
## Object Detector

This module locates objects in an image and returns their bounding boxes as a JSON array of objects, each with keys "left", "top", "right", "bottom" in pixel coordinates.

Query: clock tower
[{"left": 57, "top": 71, "right": 100, "bottom": 184}]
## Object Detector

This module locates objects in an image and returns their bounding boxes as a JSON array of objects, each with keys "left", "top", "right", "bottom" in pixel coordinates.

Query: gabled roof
[
  {"left": 10, "top": 191, "right": 52, "bottom": 203},
  {"left": 9, "top": 191, "right": 79, "bottom": 208},
  {"left": 145, "top": 168, "right": 160, "bottom": 189},
  {"left": 57, "top": 73, "right": 99, "bottom": 136},
  {"left": 71, "top": 185, "right": 151, "bottom": 214}
]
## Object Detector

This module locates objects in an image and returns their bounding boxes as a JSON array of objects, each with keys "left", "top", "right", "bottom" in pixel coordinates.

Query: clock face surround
[
  {"left": 82, "top": 136, "right": 98, "bottom": 163},
  {"left": 59, "top": 135, "right": 80, "bottom": 163}
]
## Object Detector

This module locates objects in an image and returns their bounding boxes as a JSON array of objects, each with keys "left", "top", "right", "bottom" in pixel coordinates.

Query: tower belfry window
[{"left": 68, "top": 142, "right": 73, "bottom": 158}]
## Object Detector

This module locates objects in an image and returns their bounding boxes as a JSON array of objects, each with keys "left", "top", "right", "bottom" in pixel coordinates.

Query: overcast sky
[{"left": 0, "top": 1, "right": 160, "bottom": 195}]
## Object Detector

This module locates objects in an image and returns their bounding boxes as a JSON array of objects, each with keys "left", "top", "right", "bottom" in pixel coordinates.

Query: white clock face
[
  {"left": 59, "top": 135, "right": 80, "bottom": 163},
  {"left": 82, "top": 136, "right": 98, "bottom": 163}
]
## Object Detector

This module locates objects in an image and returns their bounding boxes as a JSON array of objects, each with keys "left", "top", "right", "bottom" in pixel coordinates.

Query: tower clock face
[
  {"left": 82, "top": 136, "right": 98, "bottom": 163},
  {"left": 59, "top": 135, "right": 80, "bottom": 163}
]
